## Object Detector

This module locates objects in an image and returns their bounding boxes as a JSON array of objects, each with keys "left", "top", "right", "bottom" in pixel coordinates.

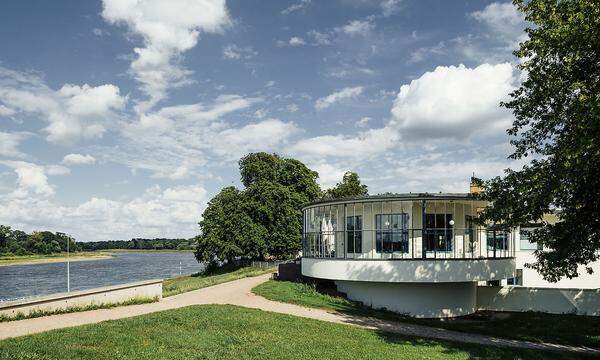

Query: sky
[{"left": 0, "top": 0, "right": 529, "bottom": 242}]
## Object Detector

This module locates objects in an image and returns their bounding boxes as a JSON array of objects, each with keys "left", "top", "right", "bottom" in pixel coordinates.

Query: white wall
[
  {"left": 477, "top": 286, "right": 600, "bottom": 316},
  {"left": 302, "top": 257, "right": 515, "bottom": 283},
  {"left": 514, "top": 251, "right": 600, "bottom": 289},
  {"left": 336, "top": 280, "right": 476, "bottom": 318}
]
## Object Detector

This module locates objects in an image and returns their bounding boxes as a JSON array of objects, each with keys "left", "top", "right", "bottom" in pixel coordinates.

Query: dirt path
[{"left": 0, "top": 273, "right": 597, "bottom": 356}]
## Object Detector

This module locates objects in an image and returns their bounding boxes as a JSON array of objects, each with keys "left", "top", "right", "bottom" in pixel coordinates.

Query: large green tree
[
  {"left": 195, "top": 153, "right": 321, "bottom": 264},
  {"left": 323, "top": 171, "right": 368, "bottom": 199},
  {"left": 478, "top": 0, "right": 600, "bottom": 281}
]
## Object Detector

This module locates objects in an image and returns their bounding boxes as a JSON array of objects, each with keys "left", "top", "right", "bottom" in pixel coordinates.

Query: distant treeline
[
  {"left": 80, "top": 238, "right": 195, "bottom": 251},
  {"left": 0, "top": 225, "right": 80, "bottom": 256}
]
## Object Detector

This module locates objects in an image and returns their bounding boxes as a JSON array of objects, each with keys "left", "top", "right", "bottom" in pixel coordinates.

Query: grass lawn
[
  {"left": 0, "top": 304, "right": 575, "bottom": 360},
  {"left": 162, "top": 266, "right": 275, "bottom": 297},
  {"left": 0, "top": 251, "right": 113, "bottom": 266},
  {"left": 252, "top": 280, "right": 600, "bottom": 349}
]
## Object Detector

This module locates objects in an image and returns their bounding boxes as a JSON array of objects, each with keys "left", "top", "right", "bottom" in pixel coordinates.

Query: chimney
[{"left": 469, "top": 175, "right": 482, "bottom": 194}]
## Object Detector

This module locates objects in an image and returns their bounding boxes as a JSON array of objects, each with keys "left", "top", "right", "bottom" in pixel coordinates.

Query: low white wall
[
  {"left": 515, "top": 251, "right": 600, "bottom": 289},
  {"left": 336, "top": 280, "right": 477, "bottom": 318},
  {"left": 0, "top": 279, "right": 162, "bottom": 318},
  {"left": 303, "top": 257, "right": 515, "bottom": 283},
  {"left": 477, "top": 286, "right": 600, "bottom": 316}
]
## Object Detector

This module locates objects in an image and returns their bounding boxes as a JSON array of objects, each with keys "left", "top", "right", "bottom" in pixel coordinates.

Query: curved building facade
[{"left": 301, "top": 193, "right": 516, "bottom": 318}]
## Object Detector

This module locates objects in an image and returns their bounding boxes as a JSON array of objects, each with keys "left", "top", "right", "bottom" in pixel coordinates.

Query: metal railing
[{"left": 302, "top": 227, "right": 514, "bottom": 260}]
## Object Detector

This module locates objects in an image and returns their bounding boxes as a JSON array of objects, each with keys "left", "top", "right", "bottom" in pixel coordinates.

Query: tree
[
  {"left": 195, "top": 187, "right": 266, "bottom": 266},
  {"left": 195, "top": 153, "right": 321, "bottom": 264},
  {"left": 0, "top": 225, "right": 11, "bottom": 250},
  {"left": 323, "top": 171, "right": 368, "bottom": 199},
  {"left": 478, "top": 0, "right": 600, "bottom": 281}
]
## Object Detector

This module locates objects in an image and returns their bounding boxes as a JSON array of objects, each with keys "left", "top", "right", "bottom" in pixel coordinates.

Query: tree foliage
[
  {"left": 195, "top": 153, "right": 321, "bottom": 265},
  {"left": 323, "top": 171, "right": 368, "bottom": 199},
  {"left": 478, "top": 0, "right": 600, "bottom": 281},
  {"left": 0, "top": 226, "right": 79, "bottom": 256}
]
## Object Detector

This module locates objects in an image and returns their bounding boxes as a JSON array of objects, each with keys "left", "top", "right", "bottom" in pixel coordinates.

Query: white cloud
[
  {"left": 391, "top": 63, "right": 515, "bottom": 139},
  {"left": 471, "top": 2, "right": 527, "bottom": 47},
  {"left": 222, "top": 44, "right": 257, "bottom": 60},
  {"left": 0, "top": 161, "right": 54, "bottom": 198},
  {"left": 289, "top": 36, "right": 306, "bottom": 46},
  {"left": 0, "top": 104, "right": 15, "bottom": 117},
  {"left": 281, "top": 0, "right": 311, "bottom": 15},
  {"left": 0, "top": 184, "right": 208, "bottom": 241},
  {"left": 315, "top": 86, "right": 363, "bottom": 110},
  {"left": 310, "top": 162, "right": 347, "bottom": 188},
  {"left": 62, "top": 153, "right": 97, "bottom": 166},
  {"left": 308, "top": 30, "right": 331, "bottom": 45},
  {"left": 0, "top": 132, "right": 26, "bottom": 158},
  {"left": 45, "top": 165, "right": 71, "bottom": 176},
  {"left": 355, "top": 117, "right": 371, "bottom": 128},
  {"left": 101, "top": 0, "right": 230, "bottom": 111},
  {"left": 0, "top": 66, "right": 126, "bottom": 144},
  {"left": 338, "top": 19, "right": 375, "bottom": 36},
  {"left": 286, "top": 103, "right": 299, "bottom": 113},
  {"left": 213, "top": 118, "right": 300, "bottom": 160},
  {"left": 289, "top": 126, "right": 398, "bottom": 160},
  {"left": 380, "top": 0, "right": 402, "bottom": 16}
]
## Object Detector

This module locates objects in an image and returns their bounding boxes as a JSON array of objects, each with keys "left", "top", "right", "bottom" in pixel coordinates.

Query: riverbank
[{"left": 0, "top": 252, "right": 114, "bottom": 267}]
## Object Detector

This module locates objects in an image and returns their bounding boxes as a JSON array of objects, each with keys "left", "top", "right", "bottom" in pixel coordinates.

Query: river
[{"left": 0, "top": 251, "right": 205, "bottom": 302}]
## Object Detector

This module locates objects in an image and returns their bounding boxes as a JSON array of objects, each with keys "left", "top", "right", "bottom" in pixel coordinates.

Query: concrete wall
[
  {"left": 336, "top": 280, "right": 477, "bottom": 318},
  {"left": 0, "top": 279, "right": 162, "bottom": 318},
  {"left": 302, "top": 257, "right": 515, "bottom": 283},
  {"left": 477, "top": 286, "right": 600, "bottom": 316}
]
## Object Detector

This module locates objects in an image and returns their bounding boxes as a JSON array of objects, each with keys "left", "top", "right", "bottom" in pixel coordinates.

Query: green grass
[
  {"left": 0, "top": 304, "right": 575, "bottom": 359},
  {"left": 162, "top": 266, "right": 275, "bottom": 297},
  {"left": 252, "top": 280, "right": 600, "bottom": 349},
  {"left": 0, "top": 297, "right": 159, "bottom": 323}
]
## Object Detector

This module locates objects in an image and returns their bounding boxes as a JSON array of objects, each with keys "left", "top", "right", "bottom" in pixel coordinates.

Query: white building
[{"left": 301, "top": 187, "right": 599, "bottom": 318}]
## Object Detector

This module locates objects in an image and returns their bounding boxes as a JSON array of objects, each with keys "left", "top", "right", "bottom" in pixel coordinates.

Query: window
[
  {"left": 375, "top": 214, "right": 409, "bottom": 253},
  {"left": 346, "top": 216, "right": 362, "bottom": 253},
  {"left": 487, "top": 229, "right": 509, "bottom": 251},
  {"left": 465, "top": 215, "right": 475, "bottom": 252},
  {"left": 424, "top": 213, "right": 453, "bottom": 252},
  {"left": 520, "top": 227, "right": 542, "bottom": 250}
]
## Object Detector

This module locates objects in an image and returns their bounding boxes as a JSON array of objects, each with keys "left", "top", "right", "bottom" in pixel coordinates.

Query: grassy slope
[
  {"left": 0, "top": 252, "right": 113, "bottom": 266},
  {"left": 252, "top": 280, "right": 600, "bottom": 349},
  {"left": 0, "top": 304, "right": 573, "bottom": 360},
  {"left": 162, "top": 266, "right": 275, "bottom": 297}
]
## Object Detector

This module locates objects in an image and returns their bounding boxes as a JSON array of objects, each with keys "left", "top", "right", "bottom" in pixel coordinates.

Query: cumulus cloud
[
  {"left": 315, "top": 86, "right": 363, "bottom": 110},
  {"left": 0, "top": 66, "right": 126, "bottom": 144},
  {"left": 0, "top": 184, "right": 208, "bottom": 242},
  {"left": 0, "top": 161, "right": 54, "bottom": 198},
  {"left": 62, "top": 153, "right": 97, "bottom": 166},
  {"left": 101, "top": 0, "right": 230, "bottom": 111},
  {"left": 380, "top": 0, "right": 402, "bottom": 16},
  {"left": 471, "top": 2, "right": 527, "bottom": 47},
  {"left": 391, "top": 63, "right": 515, "bottom": 139}
]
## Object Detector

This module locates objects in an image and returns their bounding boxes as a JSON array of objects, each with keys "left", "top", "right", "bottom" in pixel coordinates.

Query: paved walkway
[{"left": 0, "top": 274, "right": 598, "bottom": 356}]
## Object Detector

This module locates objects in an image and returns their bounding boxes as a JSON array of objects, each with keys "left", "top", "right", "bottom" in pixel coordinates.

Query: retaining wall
[
  {"left": 477, "top": 286, "right": 600, "bottom": 316},
  {"left": 0, "top": 279, "right": 162, "bottom": 318}
]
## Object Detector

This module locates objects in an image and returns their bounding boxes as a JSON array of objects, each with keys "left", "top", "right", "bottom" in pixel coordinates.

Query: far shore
[{"left": 0, "top": 252, "right": 114, "bottom": 267}]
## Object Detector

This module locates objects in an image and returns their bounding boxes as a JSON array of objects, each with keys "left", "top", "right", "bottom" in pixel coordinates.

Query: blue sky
[{"left": 0, "top": 0, "right": 528, "bottom": 241}]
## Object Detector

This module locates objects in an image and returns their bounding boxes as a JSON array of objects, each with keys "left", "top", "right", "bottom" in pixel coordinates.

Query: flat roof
[{"left": 304, "top": 192, "right": 480, "bottom": 209}]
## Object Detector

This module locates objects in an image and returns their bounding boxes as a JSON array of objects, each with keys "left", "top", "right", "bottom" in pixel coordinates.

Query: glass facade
[{"left": 302, "top": 196, "right": 515, "bottom": 260}]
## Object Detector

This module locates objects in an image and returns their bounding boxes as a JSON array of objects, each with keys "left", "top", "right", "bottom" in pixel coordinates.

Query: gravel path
[{"left": 0, "top": 273, "right": 597, "bottom": 356}]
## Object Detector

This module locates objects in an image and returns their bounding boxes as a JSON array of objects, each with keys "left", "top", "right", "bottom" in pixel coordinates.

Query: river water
[{"left": 0, "top": 251, "right": 205, "bottom": 302}]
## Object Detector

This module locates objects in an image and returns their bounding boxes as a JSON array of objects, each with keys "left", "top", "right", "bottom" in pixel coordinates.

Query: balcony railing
[{"left": 302, "top": 227, "right": 514, "bottom": 260}]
